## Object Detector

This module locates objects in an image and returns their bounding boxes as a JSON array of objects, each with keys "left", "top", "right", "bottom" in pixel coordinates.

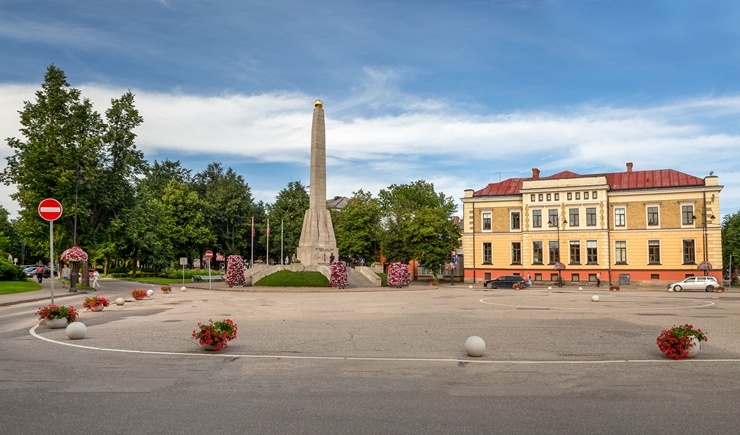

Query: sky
[{"left": 1, "top": 0, "right": 739, "bottom": 220}]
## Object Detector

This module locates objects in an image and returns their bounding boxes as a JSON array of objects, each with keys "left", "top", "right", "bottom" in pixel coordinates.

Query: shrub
[{"left": 0, "top": 260, "right": 28, "bottom": 281}]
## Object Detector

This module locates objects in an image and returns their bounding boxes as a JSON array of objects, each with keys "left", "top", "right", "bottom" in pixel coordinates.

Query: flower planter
[
  {"left": 90, "top": 305, "right": 104, "bottom": 312},
  {"left": 45, "top": 318, "right": 68, "bottom": 329},
  {"left": 201, "top": 344, "right": 219, "bottom": 351},
  {"left": 686, "top": 336, "right": 701, "bottom": 358},
  {"left": 133, "top": 296, "right": 145, "bottom": 301}
]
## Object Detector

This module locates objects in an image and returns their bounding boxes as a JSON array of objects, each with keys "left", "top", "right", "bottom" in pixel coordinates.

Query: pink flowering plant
[
  {"left": 330, "top": 261, "right": 348, "bottom": 288},
  {"left": 225, "top": 255, "right": 245, "bottom": 286},
  {"left": 36, "top": 304, "right": 79, "bottom": 322},
  {"left": 82, "top": 295, "right": 110, "bottom": 310},
  {"left": 656, "top": 324, "right": 708, "bottom": 360},
  {"left": 387, "top": 262, "right": 411, "bottom": 288},
  {"left": 192, "top": 319, "right": 238, "bottom": 350}
]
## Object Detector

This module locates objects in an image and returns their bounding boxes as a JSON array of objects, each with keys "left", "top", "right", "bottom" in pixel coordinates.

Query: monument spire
[{"left": 297, "top": 100, "right": 337, "bottom": 265}]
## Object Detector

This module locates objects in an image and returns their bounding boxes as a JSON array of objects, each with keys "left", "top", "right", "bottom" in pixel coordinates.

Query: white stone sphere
[
  {"left": 578, "top": 287, "right": 583, "bottom": 291},
  {"left": 548, "top": 286, "right": 552, "bottom": 290},
  {"left": 146, "top": 289, "right": 154, "bottom": 297},
  {"left": 65, "top": 322, "right": 87, "bottom": 340},
  {"left": 668, "top": 288, "right": 674, "bottom": 292},
  {"left": 181, "top": 286, "right": 187, "bottom": 292},
  {"left": 464, "top": 336, "right": 486, "bottom": 357},
  {"left": 591, "top": 295, "right": 600, "bottom": 302},
  {"left": 115, "top": 297, "right": 125, "bottom": 306},
  {"left": 468, "top": 285, "right": 472, "bottom": 289}
]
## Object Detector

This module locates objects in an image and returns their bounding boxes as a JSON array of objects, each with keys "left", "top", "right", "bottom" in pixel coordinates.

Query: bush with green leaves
[{"left": 0, "top": 259, "right": 28, "bottom": 281}]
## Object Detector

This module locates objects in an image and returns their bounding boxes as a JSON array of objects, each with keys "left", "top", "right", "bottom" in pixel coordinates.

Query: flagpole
[
  {"left": 266, "top": 219, "right": 270, "bottom": 265},
  {"left": 281, "top": 219, "right": 284, "bottom": 266},
  {"left": 250, "top": 216, "right": 254, "bottom": 269}
]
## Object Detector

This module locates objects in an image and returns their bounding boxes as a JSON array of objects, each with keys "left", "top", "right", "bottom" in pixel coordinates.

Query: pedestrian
[
  {"left": 360, "top": 257, "right": 365, "bottom": 266},
  {"left": 596, "top": 272, "right": 601, "bottom": 287},
  {"left": 35, "top": 265, "right": 44, "bottom": 283},
  {"left": 329, "top": 253, "right": 335, "bottom": 264},
  {"left": 526, "top": 274, "right": 532, "bottom": 287},
  {"left": 62, "top": 264, "right": 70, "bottom": 288},
  {"left": 92, "top": 269, "right": 101, "bottom": 290}
]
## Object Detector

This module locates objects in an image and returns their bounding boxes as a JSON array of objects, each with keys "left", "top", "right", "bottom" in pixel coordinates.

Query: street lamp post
[{"left": 549, "top": 214, "right": 568, "bottom": 287}]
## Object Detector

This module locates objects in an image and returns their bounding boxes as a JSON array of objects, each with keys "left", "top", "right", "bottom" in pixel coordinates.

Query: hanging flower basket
[
  {"left": 60, "top": 246, "right": 88, "bottom": 263},
  {"left": 553, "top": 261, "right": 566, "bottom": 270},
  {"left": 697, "top": 261, "right": 713, "bottom": 271},
  {"left": 330, "top": 261, "right": 349, "bottom": 288}
]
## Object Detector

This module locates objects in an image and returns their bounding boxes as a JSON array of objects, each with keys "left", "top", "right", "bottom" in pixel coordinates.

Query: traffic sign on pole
[
  {"left": 38, "top": 198, "right": 63, "bottom": 221},
  {"left": 205, "top": 250, "right": 213, "bottom": 260}
]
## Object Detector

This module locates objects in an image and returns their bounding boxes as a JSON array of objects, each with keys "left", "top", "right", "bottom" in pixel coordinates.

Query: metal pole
[
  {"left": 49, "top": 221, "right": 55, "bottom": 304},
  {"left": 281, "top": 219, "right": 284, "bottom": 266}
]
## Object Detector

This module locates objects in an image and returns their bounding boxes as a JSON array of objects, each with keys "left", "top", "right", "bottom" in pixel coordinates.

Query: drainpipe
[
  {"left": 606, "top": 195, "right": 612, "bottom": 286},
  {"left": 703, "top": 191, "right": 708, "bottom": 276},
  {"left": 472, "top": 202, "right": 476, "bottom": 284}
]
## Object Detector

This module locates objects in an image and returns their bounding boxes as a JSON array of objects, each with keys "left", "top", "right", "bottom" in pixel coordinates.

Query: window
[
  {"left": 532, "top": 241, "right": 543, "bottom": 264},
  {"left": 549, "top": 241, "right": 560, "bottom": 263},
  {"left": 683, "top": 239, "right": 696, "bottom": 264},
  {"left": 534, "top": 273, "right": 542, "bottom": 281},
  {"left": 586, "top": 207, "right": 596, "bottom": 226},
  {"left": 550, "top": 273, "right": 559, "bottom": 281},
  {"left": 569, "top": 208, "right": 580, "bottom": 226},
  {"left": 567, "top": 193, "right": 572, "bottom": 200},
  {"left": 647, "top": 206, "right": 659, "bottom": 226},
  {"left": 651, "top": 274, "right": 660, "bottom": 280},
  {"left": 482, "top": 212, "right": 491, "bottom": 231},
  {"left": 532, "top": 210, "right": 542, "bottom": 228},
  {"left": 586, "top": 240, "right": 598, "bottom": 264},
  {"left": 484, "top": 272, "right": 491, "bottom": 280},
  {"left": 615, "top": 241, "right": 627, "bottom": 264},
  {"left": 548, "top": 209, "right": 559, "bottom": 227},
  {"left": 482, "top": 243, "right": 492, "bottom": 264},
  {"left": 592, "top": 191, "right": 598, "bottom": 199},
  {"left": 575, "top": 192, "right": 581, "bottom": 200},
  {"left": 554, "top": 193, "right": 559, "bottom": 201},
  {"left": 538, "top": 194, "right": 543, "bottom": 201},
  {"left": 546, "top": 193, "right": 551, "bottom": 201},
  {"left": 569, "top": 240, "right": 581, "bottom": 264},
  {"left": 511, "top": 211, "right": 521, "bottom": 230},
  {"left": 648, "top": 240, "right": 661, "bottom": 264},
  {"left": 584, "top": 192, "right": 589, "bottom": 200},
  {"left": 682, "top": 205, "right": 695, "bottom": 225},
  {"left": 511, "top": 242, "right": 522, "bottom": 264},
  {"left": 571, "top": 274, "right": 580, "bottom": 282},
  {"left": 614, "top": 207, "right": 626, "bottom": 227},
  {"left": 531, "top": 194, "right": 535, "bottom": 202}
]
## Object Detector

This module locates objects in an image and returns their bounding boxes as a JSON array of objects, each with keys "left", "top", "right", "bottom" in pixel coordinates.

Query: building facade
[{"left": 461, "top": 163, "right": 722, "bottom": 287}]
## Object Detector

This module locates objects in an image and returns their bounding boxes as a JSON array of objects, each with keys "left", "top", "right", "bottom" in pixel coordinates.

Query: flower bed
[
  {"left": 387, "top": 262, "right": 411, "bottom": 288},
  {"left": 82, "top": 295, "right": 110, "bottom": 310},
  {"left": 36, "top": 304, "right": 79, "bottom": 322},
  {"left": 330, "top": 261, "right": 348, "bottom": 288},
  {"left": 657, "top": 324, "right": 707, "bottom": 360},
  {"left": 131, "top": 289, "right": 148, "bottom": 300}
]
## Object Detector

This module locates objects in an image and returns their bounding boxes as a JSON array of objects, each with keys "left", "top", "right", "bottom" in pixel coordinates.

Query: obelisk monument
[{"left": 297, "top": 99, "right": 337, "bottom": 265}]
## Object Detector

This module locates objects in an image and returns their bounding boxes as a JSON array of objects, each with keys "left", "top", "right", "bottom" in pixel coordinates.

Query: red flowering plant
[
  {"left": 656, "top": 324, "right": 708, "bottom": 360},
  {"left": 36, "top": 304, "right": 79, "bottom": 322},
  {"left": 131, "top": 289, "right": 148, "bottom": 299},
  {"left": 330, "top": 261, "right": 348, "bottom": 288},
  {"left": 192, "top": 319, "right": 238, "bottom": 350},
  {"left": 387, "top": 262, "right": 411, "bottom": 288},
  {"left": 82, "top": 295, "right": 110, "bottom": 310},
  {"left": 225, "top": 255, "right": 245, "bottom": 287}
]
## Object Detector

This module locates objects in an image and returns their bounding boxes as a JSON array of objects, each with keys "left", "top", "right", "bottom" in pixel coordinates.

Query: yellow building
[{"left": 461, "top": 163, "right": 722, "bottom": 287}]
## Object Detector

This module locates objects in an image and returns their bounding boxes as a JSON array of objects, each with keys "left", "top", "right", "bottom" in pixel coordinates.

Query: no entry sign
[
  {"left": 38, "top": 198, "right": 63, "bottom": 221},
  {"left": 205, "top": 250, "right": 213, "bottom": 260}
]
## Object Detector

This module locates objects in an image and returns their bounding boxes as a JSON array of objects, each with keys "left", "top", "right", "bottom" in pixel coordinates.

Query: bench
[{"left": 191, "top": 275, "right": 225, "bottom": 282}]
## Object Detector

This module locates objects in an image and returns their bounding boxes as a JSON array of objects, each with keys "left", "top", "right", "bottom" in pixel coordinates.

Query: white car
[{"left": 667, "top": 276, "right": 719, "bottom": 292}]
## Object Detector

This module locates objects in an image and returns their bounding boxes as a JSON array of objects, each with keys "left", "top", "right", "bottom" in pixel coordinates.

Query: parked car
[
  {"left": 667, "top": 276, "right": 719, "bottom": 292},
  {"left": 24, "top": 266, "right": 56, "bottom": 279},
  {"left": 484, "top": 275, "right": 527, "bottom": 289}
]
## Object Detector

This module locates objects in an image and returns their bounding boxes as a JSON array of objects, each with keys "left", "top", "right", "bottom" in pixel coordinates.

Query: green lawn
[
  {"left": 254, "top": 270, "right": 330, "bottom": 287},
  {"left": 0, "top": 279, "right": 42, "bottom": 295}
]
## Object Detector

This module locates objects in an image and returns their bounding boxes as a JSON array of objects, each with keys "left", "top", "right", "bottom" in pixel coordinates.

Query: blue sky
[{"left": 1, "top": 0, "right": 739, "bottom": 219}]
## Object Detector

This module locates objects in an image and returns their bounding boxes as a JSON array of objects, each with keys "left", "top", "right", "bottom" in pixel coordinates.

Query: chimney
[
  {"left": 532, "top": 168, "right": 540, "bottom": 179},
  {"left": 626, "top": 162, "right": 633, "bottom": 173}
]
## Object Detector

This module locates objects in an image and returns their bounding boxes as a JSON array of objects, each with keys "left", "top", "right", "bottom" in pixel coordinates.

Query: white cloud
[{"left": 1, "top": 83, "right": 739, "bottom": 219}]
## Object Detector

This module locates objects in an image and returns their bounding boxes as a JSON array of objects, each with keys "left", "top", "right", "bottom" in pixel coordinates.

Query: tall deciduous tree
[
  {"left": 266, "top": 181, "right": 309, "bottom": 263},
  {"left": 378, "top": 180, "right": 460, "bottom": 278},
  {"left": 722, "top": 211, "right": 740, "bottom": 280},
  {"left": 333, "top": 189, "right": 381, "bottom": 263}
]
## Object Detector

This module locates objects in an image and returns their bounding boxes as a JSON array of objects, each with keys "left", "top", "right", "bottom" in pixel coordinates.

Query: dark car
[
  {"left": 484, "top": 275, "right": 526, "bottom": 289},
  {"left": 24, "top": 266, "right": 55, "bottom": 278}
]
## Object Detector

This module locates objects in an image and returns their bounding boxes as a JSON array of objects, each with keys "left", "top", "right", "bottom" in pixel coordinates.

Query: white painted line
[
  {"left": 29, "top": 325, "right": 740, "bottom": 364},
  {"left": 479, "top": 297, "right": 715, "bottom": 311},
  {"left": 39, "top": 206, "right": 62, "bottom": 213}
]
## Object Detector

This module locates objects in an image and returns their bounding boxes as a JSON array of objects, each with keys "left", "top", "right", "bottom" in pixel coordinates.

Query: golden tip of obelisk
[{"left": 314, "top": 99, "right": 323, "bottom": 108}]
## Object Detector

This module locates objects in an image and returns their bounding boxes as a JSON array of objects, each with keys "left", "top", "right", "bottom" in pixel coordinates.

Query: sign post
[
  {"left": 205, "top": 250, "right": 214, "bottom": 291},
  {"left": 179, "top": 257, "right": 188, "bottom": 286},
  {"left": 38, "top": 199, "right": 63, "bottom": 304}
]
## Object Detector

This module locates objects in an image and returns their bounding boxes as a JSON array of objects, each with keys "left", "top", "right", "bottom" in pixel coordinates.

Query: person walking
[
  {"left": 596, "top": 272, "right": 601, "bottom": 287},
  {"left": 35, "top": 265, "right": 44, "bottom": 283},
  {"left": 61, "top": 265, "right": 70, "bottom": 288},
  {"left": 92, "top": 269, "right": 101, "bottom": 290},
  {"left": 329, "top": 253, "right": 335, "bottom": 264}
]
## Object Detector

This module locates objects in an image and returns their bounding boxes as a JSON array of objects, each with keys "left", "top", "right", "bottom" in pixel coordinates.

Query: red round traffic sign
[
  {"left": 205, "top": 250, "right": 213, "bottom": 259},
  {"left": 38, "top": 198, "right": 63, "bottom": 221}
]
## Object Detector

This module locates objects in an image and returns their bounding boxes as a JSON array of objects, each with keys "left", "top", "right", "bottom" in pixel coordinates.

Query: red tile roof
[{"left": 473, "top": 168, "right": 705, "bottom": 197}]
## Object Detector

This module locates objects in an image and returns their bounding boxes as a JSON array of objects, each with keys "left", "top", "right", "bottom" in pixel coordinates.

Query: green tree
[
  {"left": 333, "top": 189, "right": 381, "bottom": 263},
  {"left": 378, "top": 180, "right": 460, "bottom": 278},
  {"left": 266, "top": 181, "right": 309, "bottom": 263},
  {"left": 722, "top": 211, "right": 740, "bottom": 281},
  {"left": 193, "top": 162, "right": 255, "bottom": 256},
  {"left": 159, "top": 180, "right": 215, "bottom": 261}
]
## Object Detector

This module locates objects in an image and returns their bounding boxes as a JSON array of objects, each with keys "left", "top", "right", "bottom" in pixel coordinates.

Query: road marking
[{"left": 29, "top": 325, "right": 740, "bottom": 364}]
